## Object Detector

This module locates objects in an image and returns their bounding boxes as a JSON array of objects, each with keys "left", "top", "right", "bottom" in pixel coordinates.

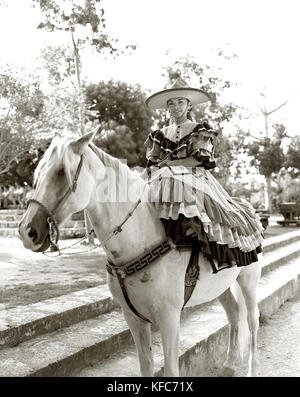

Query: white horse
[{"left": 18, "top": 131, "right": 261, "bottom": 377}]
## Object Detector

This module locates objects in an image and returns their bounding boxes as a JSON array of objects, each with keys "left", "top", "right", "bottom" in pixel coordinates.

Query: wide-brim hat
[{"left": 146, "top": 77, "right": 211, "bottom": 110}]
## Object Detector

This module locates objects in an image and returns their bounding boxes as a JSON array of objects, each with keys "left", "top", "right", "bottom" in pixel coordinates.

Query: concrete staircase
[
  {"left": 0, "top": 210, "right": 86, "bottom": 239},
  {"left": 0, "top": 230, "right": 299, "bottom": 377}
]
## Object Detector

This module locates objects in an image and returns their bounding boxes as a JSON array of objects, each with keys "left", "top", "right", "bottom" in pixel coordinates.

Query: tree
[
  {"left": 285, "top": 135, "right": 300, "bottom": 176},
  {"left": 247, "top": 123, "right": 288, "bottom": 210},
  {"left": 85, "top": 80, "right": 154, "bottom": 167},
  {"left": 37, "top": 44, "right": 83, "bottom": 137},
  {"left": 32, "top": 0, "right": 136, "bottom": 135},
  {"left": 248, "top": 124, "right": 287, "bottom": 178},
  {"left": 238, "top": 89, "right": 292, "bottom": 211},
  {"left": 0, "top": 65, "right": 49, "bottom": 185}
]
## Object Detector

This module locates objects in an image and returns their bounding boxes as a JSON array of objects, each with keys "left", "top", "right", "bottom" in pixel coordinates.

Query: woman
[{"left": 144, "top": 78, "right": 264, "bottom": 273}]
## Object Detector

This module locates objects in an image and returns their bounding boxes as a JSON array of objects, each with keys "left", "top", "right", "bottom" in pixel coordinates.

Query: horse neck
[{"left": 85, "top": 146, "right": 166, "bottom": 264}]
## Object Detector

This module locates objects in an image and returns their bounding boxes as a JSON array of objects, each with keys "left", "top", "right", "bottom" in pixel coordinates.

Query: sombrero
[{"left": 146, "top": 77, "right": 211, "bottom": 110}]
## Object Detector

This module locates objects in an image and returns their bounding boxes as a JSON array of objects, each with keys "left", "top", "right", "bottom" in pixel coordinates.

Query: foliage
[
  {"left": 37, "top": 44, "right": 83, "bottom": 137},
  {"left": 85, "top": 80, "right": 154, "bottom": 167},
  {"left": 285, "top": 135, "right": 300, "bottom": 176},
  {"left": 273, "top": 172, "right": 300, "bottom": 206},
  {"left": 33, "top": 0, "right": 136, "bottom": 137},
  {"left": 0, "top": 65, "right": 50, "bottom": 185},
  {"left": 247, "top": 124, "right": 287, "bottom": 178},
  {"left": 32, "top": 0, "right": 136, "bottom": 57}
]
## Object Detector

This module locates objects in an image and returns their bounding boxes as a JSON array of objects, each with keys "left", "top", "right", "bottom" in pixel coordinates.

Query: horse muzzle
[{"left": 18, "top": 209, "right": 51, "bottom": 252}]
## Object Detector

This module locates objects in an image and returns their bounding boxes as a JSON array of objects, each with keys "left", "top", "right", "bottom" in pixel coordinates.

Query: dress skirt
[{"left": 145, "top": 165, "right": 264, "bottom": 271}]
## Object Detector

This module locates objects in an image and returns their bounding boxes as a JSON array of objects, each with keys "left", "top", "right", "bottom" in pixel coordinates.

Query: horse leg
[
  {"left": 123, "top": 310, "right": 154, "bottom": 377},
  {"left": 157, "top": 309, "right": 181, "bottom": 377},
  {"left": 237, "top": 263, "right": 261, "bottom": 377},
  {"left": 218, "top": 287, "right": 240, "bottom": 376}
]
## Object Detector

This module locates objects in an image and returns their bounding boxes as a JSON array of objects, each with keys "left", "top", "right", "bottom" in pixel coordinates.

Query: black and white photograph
[{"left": 0, "top": 0, "right": 299, "bottom": 381}]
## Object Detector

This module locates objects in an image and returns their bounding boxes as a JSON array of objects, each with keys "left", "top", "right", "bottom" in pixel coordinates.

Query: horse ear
[{"left": 70, "top": 127, "right": 99, "bottom": 155}]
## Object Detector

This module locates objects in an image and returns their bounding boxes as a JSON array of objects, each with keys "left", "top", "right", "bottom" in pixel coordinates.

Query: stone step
[
  {"left": 0, "top": 214, "right": 24, "bottom": 222},
  {"left": 0, "top": 285, "right": 118, "bottom": 349},
  {"left": 0, "top": 208, "right": 86, "bottom": 238},
  {"left": 0, "top": 220, "right": 85, "bottom": 228},
  {"left": 0, "top": 253, "right": 299, "bottom": 377},
  {"left": 0, "top": 227, "right": 86, "bottom": 239},
  {"left": 0, "top": 215, "right": 17, "bottom": 222},
  {"left": 0, "top": 232, "right": 299, "bottom": 350},
  {"left": 75, "top": 257, "right": 300, "bottom": 377},
  {"left": 0, "top": 210, "right": 25, "bottom": 216},
  {"left": 0, "top": 221, "right": 19, "bottom": 228},
  {"left": 0, "top": 210, "right": 84, "bottom": 222}
]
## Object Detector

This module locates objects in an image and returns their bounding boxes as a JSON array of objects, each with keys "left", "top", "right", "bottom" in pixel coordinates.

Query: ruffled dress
[{"left": 144, "top": 120, "right": 264, "bottom": 272}]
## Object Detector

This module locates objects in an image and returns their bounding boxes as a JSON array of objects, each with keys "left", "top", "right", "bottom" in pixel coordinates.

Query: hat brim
[{"left": 146, "top": 87, "right": 211, "bottom": 109}]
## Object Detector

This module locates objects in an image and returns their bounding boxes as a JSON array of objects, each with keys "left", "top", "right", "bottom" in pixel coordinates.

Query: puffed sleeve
[
  {"left": 144, "top": 130, "right": 161, "bottom": 166},
  {"left": 188, "top": 122, "right": 218, "bottom": 169}
]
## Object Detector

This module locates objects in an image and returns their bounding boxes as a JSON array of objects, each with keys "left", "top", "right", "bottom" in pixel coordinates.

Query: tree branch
[
  {"left": 258, "top": 105, "right": 267, "bottom": 115},
  {"left": 0, "top": 148, "right": 28, "bottom": 175},
  {"left": 238, "top": 105, "right": 260, "bottom": 116},
  {"left": 266, "top": 98, "right": 290, "bottom": 116},
  {"left": 0, "top": 139, "right": 14, "bottom": 159}
]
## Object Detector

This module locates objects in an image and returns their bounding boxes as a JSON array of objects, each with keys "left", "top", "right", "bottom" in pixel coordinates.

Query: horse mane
[
  {"left": 34, "top": 137, "right": 142, "bottom": 190},
  {"left": 87, "top": 142, "right": 136, "bottom": 181}
]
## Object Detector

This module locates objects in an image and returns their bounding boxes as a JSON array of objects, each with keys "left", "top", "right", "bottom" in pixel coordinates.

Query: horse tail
[{"left": 231, "top": 281, "right": 250, "bottom": 361}]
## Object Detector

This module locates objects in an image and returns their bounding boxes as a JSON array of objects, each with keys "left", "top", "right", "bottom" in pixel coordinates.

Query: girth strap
[
  {"left": 115, "top": 271, "right": 151, "bottom": 323},
  {"left": 183, "top": 239, "right": 200, "bottom": 307},
  {"left": 106, "top": 240, "right": 172, "bottom": 323}
]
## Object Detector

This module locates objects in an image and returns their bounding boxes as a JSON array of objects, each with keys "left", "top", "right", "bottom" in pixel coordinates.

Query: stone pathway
[{"left": 0, "top": 236, "right": 107, "bottom": 310}]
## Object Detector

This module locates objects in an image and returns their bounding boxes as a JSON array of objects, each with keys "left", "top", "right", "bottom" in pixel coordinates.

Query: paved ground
[
  {"left": 205, "top": 286, "right": 300, "bottom": 377},
  {"left": 0, "top": 214, "right": 297, "bottom": 310},
  {"left": 0, "top": 237, "right": 107, "bottom": 310}
]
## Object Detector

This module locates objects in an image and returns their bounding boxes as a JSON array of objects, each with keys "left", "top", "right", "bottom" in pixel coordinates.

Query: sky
[{"left": 0, "top": 0, "right": 299, "bottom": 135}]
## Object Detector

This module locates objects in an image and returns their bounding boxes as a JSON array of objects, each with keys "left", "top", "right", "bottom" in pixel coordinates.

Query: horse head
[{"left": 18, "top": 130, "right": 97, "bottom": 252}]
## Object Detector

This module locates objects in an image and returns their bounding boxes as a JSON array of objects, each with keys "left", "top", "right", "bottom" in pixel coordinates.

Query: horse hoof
[{"left": 220, "top": 366, "right": 236, "bottom": 377}]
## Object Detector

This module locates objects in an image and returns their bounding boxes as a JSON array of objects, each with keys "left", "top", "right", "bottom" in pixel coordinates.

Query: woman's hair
[{"left": 187, "top": 101, "right": 195, "bottom": 121}]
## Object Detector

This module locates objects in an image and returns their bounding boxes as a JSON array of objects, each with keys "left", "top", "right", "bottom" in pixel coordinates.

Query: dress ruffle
[
  {"left": 144, "top": 122, "right": 218, "bottom": 169},
  {"left": 144, "top": 166, "right": 264, "bottom": 268}
]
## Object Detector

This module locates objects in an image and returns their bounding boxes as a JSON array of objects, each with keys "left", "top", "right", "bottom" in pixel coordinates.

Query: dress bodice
[{"left": 144, "top": 120, "right": 218, "bottom": 169}]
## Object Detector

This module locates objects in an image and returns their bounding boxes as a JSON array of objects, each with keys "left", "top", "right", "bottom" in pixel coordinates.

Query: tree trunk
[
  {"left": 261, "top": 98, "right": 289, "bottom": 213},
  {"left": 71, "top": 32, "right": 85, "bottom": 136},
  {"left": 265, "top": 176, "right": 273, "bottom": 212},
  {"left": 71, "top": 32, "right": 95, "bottom": 245}
]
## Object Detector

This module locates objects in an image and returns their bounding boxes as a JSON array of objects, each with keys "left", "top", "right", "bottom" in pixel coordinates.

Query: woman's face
[{"left": 167, "top": 97, "right": 190, "bottom": 121}]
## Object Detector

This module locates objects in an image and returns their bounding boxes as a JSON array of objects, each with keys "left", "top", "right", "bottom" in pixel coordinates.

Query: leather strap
[{"left": 115, "top": 270, "right": 151, "bottom": 323}]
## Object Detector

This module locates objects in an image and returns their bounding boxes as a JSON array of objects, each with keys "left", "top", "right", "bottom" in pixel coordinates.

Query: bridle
[{"left": 27, "top": 154, "right": 84, "bottom": 253}]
